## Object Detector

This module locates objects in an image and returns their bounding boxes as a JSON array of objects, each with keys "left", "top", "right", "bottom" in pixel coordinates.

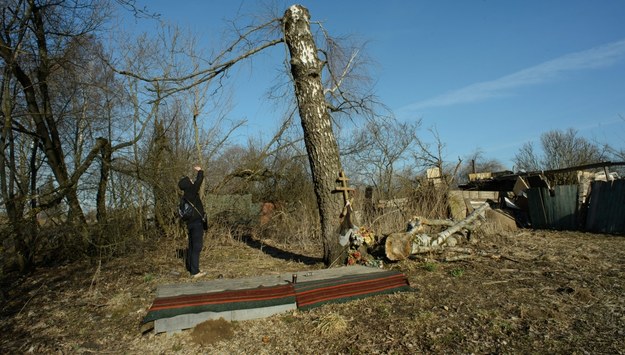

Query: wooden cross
[{"left": 332, "top": 170, "right": 355, "bottom": 217}]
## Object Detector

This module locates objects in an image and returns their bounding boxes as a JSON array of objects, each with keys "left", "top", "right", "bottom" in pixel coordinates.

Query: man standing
[{"left": 178, "top": 165, "right": 206, "bottom": 278}]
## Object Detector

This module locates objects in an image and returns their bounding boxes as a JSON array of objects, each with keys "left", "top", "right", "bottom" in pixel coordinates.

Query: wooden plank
[
  {"left": 513, "top": 176, "right": 529, "bottom": 196},
  {"left": 460, "top": 190, "right": 499, "bottom": 201},
  {"left": 376, "top": 197, "right": 409, "bottom": 209},
  {"left": 485, "top": 209, "right": 517, "bottom": 231},
  {"left": 448, "top": 191, "right": 467, "bottom": 220},
  {"left": 428, "top": 167, "right": 442, "bottom": 179}
]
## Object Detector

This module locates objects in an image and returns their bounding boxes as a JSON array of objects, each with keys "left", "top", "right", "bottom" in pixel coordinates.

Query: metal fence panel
[
  {"left": 585, "top": 180, "right": 625, "bottom": 234},
  {"left": 527, "top": 185, "right": 579, "bottom": 230}
]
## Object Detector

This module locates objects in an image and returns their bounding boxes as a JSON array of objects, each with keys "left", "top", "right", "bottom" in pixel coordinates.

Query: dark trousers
[{"left": 185, "top": 220, "right": 204, "bottom": 275}]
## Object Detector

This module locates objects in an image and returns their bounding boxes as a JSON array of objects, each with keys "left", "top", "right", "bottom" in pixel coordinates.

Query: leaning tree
[
  {"left": 282, "top": 5, "right": 346, "bottom": 265},
  {"left": 114, "top": 4, "right": 377, "bottom": 265}
]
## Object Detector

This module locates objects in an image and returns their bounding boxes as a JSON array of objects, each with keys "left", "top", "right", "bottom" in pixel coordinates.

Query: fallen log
[
  {"left": 431, "top": 203, "right": 489, "bottom": 246},
  {"left": 385, "top": 203, "right": 490, "bottom": 261}
]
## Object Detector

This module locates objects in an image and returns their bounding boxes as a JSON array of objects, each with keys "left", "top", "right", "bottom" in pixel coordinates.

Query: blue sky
[{"left": 123, "top": 1, "right": 625, "bottom": 169}]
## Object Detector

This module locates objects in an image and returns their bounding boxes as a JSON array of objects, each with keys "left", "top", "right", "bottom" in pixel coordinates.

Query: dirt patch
[
  {"left": 1, "top": 230, "right": 624, "bottom": 354},
  {"left": 191, "top": 318, "right": 236, "bottom": 346}
]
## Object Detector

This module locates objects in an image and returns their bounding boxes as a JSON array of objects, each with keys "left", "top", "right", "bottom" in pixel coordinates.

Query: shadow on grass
[{"left": 239, "top": 234, "right": 323, "bottom": 266}]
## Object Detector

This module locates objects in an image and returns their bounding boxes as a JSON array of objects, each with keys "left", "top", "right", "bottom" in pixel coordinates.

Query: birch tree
[{"left": 282, "top": 5, "right": 346, "bottom": 265}]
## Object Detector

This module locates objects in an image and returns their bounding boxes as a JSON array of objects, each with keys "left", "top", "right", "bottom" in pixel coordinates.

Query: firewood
[{"left": 385, "top": 203, "right": 490, "bottom": 261}]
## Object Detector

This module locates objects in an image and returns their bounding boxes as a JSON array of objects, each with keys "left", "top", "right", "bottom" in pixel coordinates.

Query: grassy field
[{"left": 1, "top": 229, "right": 624, "bottom": 354}]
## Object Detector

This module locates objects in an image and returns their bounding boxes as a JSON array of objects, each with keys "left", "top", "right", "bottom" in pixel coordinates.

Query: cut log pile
[
  {"left": 334, "top": 172, "right": 512, "bottom": 266},
  {"left": 384, "top": 203, "right": 490, "bottom": 262}
]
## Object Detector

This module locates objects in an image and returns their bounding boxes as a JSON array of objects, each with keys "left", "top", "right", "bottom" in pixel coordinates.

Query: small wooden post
[{"left": 332, "top": 171, "right": 355, "bottom": 217}]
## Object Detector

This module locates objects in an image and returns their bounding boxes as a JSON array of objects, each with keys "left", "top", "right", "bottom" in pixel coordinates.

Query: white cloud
[{"left": 401, "top": 39, "right": 625, "bottom": 111}]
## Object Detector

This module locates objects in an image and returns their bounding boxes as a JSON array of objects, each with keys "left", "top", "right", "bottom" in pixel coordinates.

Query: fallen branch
[
  {"left": 446, "top": 247, "right": 474, "bottom": 254},
  {"left": 17, "top": 283, "right": 45, "bottom": 317},
  {"left": 444, "top": 255, "right": 474, "bottom": 262},
  {"left": 482, "top": 277, "right": 531, "bottom": 286}
]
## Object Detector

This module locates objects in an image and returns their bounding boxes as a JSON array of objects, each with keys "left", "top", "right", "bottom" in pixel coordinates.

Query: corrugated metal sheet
[
  {"left": 585, "top": 180, "right": 625, "bottom": 234},
  {"left": 527, "top": 185, "right": 579, "bottom": 230}
]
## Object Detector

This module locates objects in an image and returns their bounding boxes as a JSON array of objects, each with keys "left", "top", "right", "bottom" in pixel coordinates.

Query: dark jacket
[{"left": 178, "top": 170, "right": 205, "bottom": 223}]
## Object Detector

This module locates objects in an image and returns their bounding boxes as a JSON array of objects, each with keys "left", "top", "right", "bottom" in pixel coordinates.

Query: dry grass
[
  {"left": 313, "top": 312, "right": 349, "bottom": 336},
  {"left": 2, "top": 206, "right": 625, "bottom": 354}
]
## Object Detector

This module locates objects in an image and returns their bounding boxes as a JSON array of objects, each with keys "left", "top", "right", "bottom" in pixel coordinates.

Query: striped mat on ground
[
  {"left": 293, "top": 270, "right": 412, "bottom": 310},
  {"left": 142, "top": 269, "right": 412, "bottom": 324},
  {"left": 142, "top": 283, "right": 296, "bottom": 323}
]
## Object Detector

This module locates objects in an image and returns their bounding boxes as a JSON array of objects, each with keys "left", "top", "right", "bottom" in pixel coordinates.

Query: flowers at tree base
[
  {"left": 347, "top": 249, "right": 383, "bottom": 268},
  {"left": 350, "top": 226, "right": 375, "bottom": 246},
  {"left": 345, "top": 225, "right": 383, "bottom": 268}
]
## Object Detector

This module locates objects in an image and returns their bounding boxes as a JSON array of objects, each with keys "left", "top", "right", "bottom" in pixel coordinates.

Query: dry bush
[
  {"left": 207, "top": 177, "right": 466, "bottom": 256},
  {"left": 89, "top": 208, "right": 164, "bottom": 258},
  {"left": 255, "top": 201, "right": 322, "bottom": 250},
  {"left": 358, "top": 182, "right": 452, "bottom": 236},
  {"left": 37, "top": 224, "right": 85, "bottom": 263},
  {"left": 30, "top": 206, "right": 170, "bottom": 264},
  {"left": 409, "top": 182, "right": 451, "bottom": 219},
  {"left": 209, "top": 222, "right": 250, "bottom": 246},
  {"left": 1, "top": 221, "right": 98, "bottom": 271}
]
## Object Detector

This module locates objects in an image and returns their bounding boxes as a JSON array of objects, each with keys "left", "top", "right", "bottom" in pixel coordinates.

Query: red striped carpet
[
  {"left": 143, "top": 284, "right": 296, "bottom": 323},
  {"left": 142, "top": 270, "right": 411, "bottom": 324},
  {"left": 294, "top": 270, "right": 411, "bottom": 310}
]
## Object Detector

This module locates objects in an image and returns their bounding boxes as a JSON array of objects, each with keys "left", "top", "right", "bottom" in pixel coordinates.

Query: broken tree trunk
[{"left": 385, "top": 203, "right": 490, "bottom": 261}]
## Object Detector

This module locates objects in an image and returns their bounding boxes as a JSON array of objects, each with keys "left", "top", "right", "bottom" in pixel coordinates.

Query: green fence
[
  {"left": 527, "top": 185, "right": 579, "bottom": 230},
  {"left": 585, "top": 180, "right": 625, "bottom": 234}
]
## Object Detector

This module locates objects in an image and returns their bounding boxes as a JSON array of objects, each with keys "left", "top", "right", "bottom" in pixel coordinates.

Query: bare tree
[
  {"left": 0, "top": 0, "right": 121, "bottom": 267},
  {"left": 541, "top": 129, "right": 605, "bottom": 170},
  {"left": 344, "top": 119, "right": 421, "bottom": 200},
  {"left": 514, "top": 142, "right": 541, "bottom": 172},
  {"left": 514, "top": 128, "right": 606, "bottom": 170},
  {"left": 456, "top": 149, "right": 507, "bottom": 185},
  {"left": 0, "top": 1, "right": 175, "bottom": 264},
  {"left": 514, "top": 128, "right": 607, "bottom": 184},
  {"left": 411, "top": 126, "right": 461, "bottom": 181}
]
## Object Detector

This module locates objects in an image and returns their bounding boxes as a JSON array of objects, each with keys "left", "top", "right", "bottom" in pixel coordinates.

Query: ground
[{"left": 1, "top": 229, "right": 624, "bottom": 354}]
